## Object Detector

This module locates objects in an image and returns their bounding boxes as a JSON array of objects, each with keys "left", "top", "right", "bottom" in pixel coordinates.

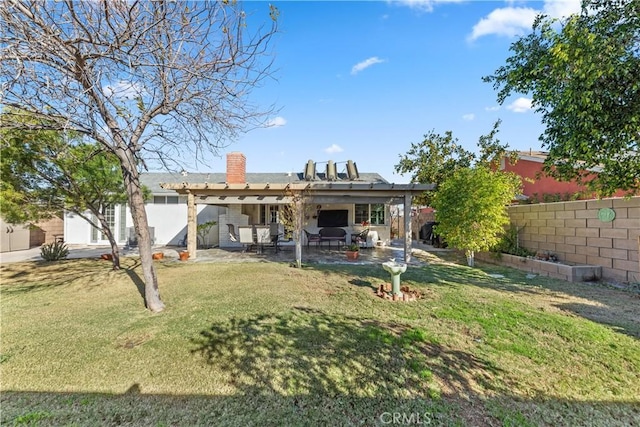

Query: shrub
[
  {"left": 40, "top": 241, "right": 69, "bottom": 261},
  {"left": 491, "top": 224, "right": 535, "bottom": 257},
  {"left": 346, "top": 243, "right": 359, "bottom": 252},
  {"left": 431, "top": 167, "right": 522, "bottom": 267}
]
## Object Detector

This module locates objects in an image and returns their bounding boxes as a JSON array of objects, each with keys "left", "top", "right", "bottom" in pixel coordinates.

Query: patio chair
[
  {"left": 351, "top": 229, "right": 369, "bottom": 248},
  {"left": 227, "top": 224, "right": 238, "bottom": 243},
  {"left": 255, "top": 226, "right": 272, "bottom": 253},
  {"left": 303, "top": 229, "right": 321, "bottom": 247},
  {"left": 238, "top": 226, "right": 256, "bottom": 252},
  {"left": 270, "top": 222, "right": 284, "bottom": 252}
]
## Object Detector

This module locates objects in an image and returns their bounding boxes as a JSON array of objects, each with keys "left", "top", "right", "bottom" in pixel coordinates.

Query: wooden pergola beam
[{"left": 161, "top": 182, "right": 434, "bottom": 194}]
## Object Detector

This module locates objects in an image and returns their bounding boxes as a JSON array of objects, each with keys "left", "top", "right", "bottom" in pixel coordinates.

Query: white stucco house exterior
[
  {"left": 64, "top": 174, "right": 222, "bottom": 248},
  {"left": 64, "top": 153, "right": 433, "bottom": 258}
]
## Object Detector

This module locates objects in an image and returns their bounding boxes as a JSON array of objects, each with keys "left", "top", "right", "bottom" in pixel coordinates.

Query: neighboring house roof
[
  {"left": 515, "top": 150, "right": 550, "bottom": 163},
  {"left": 141, "top": 172, "right": 390, "bottom": 195},
  {"left": 512, "top": 150, "right": 608, "bottom": 173}
]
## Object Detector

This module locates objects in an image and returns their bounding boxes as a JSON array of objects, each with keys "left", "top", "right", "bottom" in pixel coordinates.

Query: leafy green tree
[
  {"left": 484, "top": 0, "right": 640, "bottom": 196},
  {"left": 395, "top": 120, "right": 518, "bottom": 205},
  {"left": 431, "top": 167, "right": 522, "bottom": 267},
  {"left": 395, "top": 130, "right": 474, "bottom": 206},
  {"left": 1, "top": 115, "right": 130, "bottom": 270},
  {"left": 1, "top": 2, "right": 278, "bottom": 312},
  {"left": 475, "top": 119, "right": 520, "bottom": 170}
]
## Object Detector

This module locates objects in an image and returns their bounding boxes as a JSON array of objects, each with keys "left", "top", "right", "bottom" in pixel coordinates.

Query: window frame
[{"left": 354, "top": 203, "right": 385, "bottom": 225}]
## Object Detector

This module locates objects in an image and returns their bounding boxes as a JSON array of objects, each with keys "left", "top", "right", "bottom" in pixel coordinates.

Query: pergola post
[
  {"left": 403, "top": 192, "right": 412, "bottom": 263},
  {"left": 294, "top": 197, "right": 303, "bottom": 268},
  {"left": 187, "top": 190, "right": 197, "bottom": 259}
]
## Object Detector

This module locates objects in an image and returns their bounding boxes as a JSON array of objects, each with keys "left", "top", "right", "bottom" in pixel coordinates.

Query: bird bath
[{"left": 382, "top": 260, "right": 407, "bottom": 298}]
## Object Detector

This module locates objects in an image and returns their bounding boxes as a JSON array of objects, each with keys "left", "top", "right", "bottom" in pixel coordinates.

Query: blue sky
[{"left": 198, "top": 0, "right": 582, "bottom": 183}]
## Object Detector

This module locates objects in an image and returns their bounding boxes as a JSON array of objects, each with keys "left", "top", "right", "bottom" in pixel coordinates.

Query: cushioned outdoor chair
[
  {"left": 351, "top": 229, "right": 369, "bottom": 248},
  {"left": 318, "top": 227, "right": 347, "bottom": 247},
  {"left": 303, "top": 229, "right": 321, "bottom": 247}
]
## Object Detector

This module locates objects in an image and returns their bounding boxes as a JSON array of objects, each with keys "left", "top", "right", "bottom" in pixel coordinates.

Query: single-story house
[{"left": 64, "top": 152, "right": 433, "bottom": 261}]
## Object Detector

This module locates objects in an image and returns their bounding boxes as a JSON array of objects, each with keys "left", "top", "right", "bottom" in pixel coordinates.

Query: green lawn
[{"left": 1, "top": 252, "right": 639, "bottom": 426}]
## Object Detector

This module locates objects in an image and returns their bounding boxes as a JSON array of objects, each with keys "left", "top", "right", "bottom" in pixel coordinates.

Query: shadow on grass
[
  {"left": 123, "top": 260, "right": 146, "bottom": 307},
  {"left": 0, "top": 260, "right": 112, "bottom": 294},
  {"left": 3, "top": 389, "right": 639, "bottom": 427},
  {"left": 192, "top": 307, "right": 505, "bottom": 400},
  {"left": 0, "top": 258, "right": 149, "bottom": 310}
]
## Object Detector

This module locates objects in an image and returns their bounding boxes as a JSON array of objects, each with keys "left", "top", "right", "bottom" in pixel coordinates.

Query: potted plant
[
  {"left": 345, "top": 243, "right": 359, "bottom": 260},
  {"left": 179, "top": 250, "right": 189, "bottom": 261}
]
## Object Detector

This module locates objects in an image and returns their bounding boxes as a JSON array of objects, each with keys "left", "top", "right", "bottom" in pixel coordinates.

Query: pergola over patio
[{"left": 160, "top": 181, "right": 435, "bottom": 263}]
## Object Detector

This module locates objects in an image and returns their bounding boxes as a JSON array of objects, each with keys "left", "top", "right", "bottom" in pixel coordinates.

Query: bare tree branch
[{"left": 1, "top": 0, "right": 279, "bottom": 312}]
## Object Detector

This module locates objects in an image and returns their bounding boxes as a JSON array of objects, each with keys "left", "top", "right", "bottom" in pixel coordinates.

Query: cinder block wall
[{"left": 509, "top": 197, "right": 639, "bottom": 283}]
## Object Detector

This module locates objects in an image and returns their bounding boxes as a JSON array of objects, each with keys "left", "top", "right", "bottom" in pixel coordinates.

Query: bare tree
[
  {"left": 279, "top": 186, "right": 314, "bottom": 268},
  {"left": 1, "top": 0, "right": 278, "bottom": 312}
]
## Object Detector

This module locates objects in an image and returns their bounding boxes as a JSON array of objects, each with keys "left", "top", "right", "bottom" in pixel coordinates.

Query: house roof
[
  {"left": 141, "top": 171, "right": 390, "bottom": 195},
  {"left": 516, "top": 150, "right": 549, "bottom": 163},
  {"left": 513, "top": 150, "right": 607, "bottom": 173}
]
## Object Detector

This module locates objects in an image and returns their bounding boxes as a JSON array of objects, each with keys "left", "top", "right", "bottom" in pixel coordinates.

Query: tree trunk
[
  {"left": 466, "top": 250, "right": 475, "bottom": 267},
  {"left": 121, "top": 163, "right": 165, "bottom": 312},
  {"left": 95, "top": 210, "right": 121, "bottom": 270},
  {"left": 294, "top": 199, "right": 303, "bottom": 268}
]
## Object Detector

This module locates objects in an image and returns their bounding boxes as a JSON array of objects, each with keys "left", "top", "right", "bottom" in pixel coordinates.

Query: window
[
  {"left": 260, "top": 205, "right": 281, "bottom": 224},
  {"left": 269, "top": 205, "right": 279, "bottom": 223},
  {"left": 119, "top": 203, "right": 127, "bottom": 243},
  {"left": 371, "top": 204, "right": 385, "bottom": 225},
  {"left": 91, "top": 204, "right": 122, "bottom": 242},
  {"left": 354, "top": 204, "right": 369, "bottom": 224},
  {"left": 354, "top": 203, "right": 385, "bottom": 225},
  {"left": 152, "top": 195, "right": 180, "bottom": 204}
]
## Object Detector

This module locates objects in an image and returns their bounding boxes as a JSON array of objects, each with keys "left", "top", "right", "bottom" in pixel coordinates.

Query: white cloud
[
  {"left": 351, "top": 57, "right": 386, "bottom": 75},
  {"left": 266, "top": 116, "right": 287, "bottom": 127},
  {"left": 391, "top": 0, "right": 464, "bottom": 13},
  {"left": 543, "top": 0, "right": 582, "bottom": 19},
  {"left": 325, "top": 144, "right": 344, "bottom": 154},
  {"left": 462, "top": 113, "right": 475, "bottom": 121},
  {"left": 468, "top": 7, "right": 538, "bottom": 41},
  {"left": 393, "top": 0, "right": 436, "bottom": 12},
  {"left": 103, "top": 80, "right": 143, "bottom": 99},
  {"left": 485, "top": 106, "right": 501, "bottom": 112},
  {"left": 506, "top": 97, "right": 532, "bottom": 113},
  {"left": 468, "top": 0, "right": 582, "bottom": 41}
]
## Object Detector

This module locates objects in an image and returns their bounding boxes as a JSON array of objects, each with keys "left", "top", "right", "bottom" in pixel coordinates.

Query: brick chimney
[{"left": 226, "top": 152, "right": 246, "bottom": 184}]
